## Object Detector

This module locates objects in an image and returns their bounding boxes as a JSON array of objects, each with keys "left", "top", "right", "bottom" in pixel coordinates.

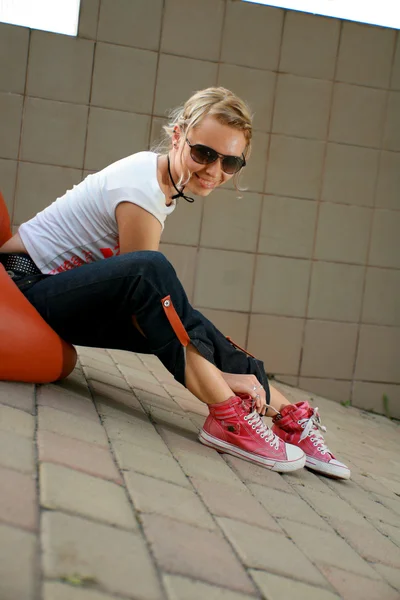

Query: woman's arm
[{"left": 116, "top": 202, "right": 162, "bottom": 253}]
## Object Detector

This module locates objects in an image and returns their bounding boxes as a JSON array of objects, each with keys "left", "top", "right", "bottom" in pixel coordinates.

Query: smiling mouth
[{"left": 195, "top": 174, "right": 219, "bottom": 188}]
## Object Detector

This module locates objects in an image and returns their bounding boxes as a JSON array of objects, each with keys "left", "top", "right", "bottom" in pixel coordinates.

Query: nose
[{"left": 204, "top": 157, "right": 223, "bottom": 179}]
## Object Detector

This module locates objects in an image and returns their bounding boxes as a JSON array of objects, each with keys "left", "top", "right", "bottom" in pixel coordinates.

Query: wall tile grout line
[
  {"left": 348, "top": 30, "right": 400, "bottom": 406},
  {"left": 11, "top": 28, "right": 32, "bottom": 225},
  {"left": 297, "top": 19, "right": 344, "bottom": 381},
  {"left": 244, "top": 7, "right": 287, "bottom": 352}
]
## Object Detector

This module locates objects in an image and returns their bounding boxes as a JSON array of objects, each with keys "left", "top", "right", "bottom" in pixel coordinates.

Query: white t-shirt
[{"left": 19, "top": 152, "right": 176, "bottom": 274}]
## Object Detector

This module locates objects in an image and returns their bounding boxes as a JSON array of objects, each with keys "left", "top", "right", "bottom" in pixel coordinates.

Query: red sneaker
[
  {"left": 272, "top": 402, "right": 350, "bottom": 480},
  {"left": 199, "top": 395, "right": 305, "bottom": 472}
]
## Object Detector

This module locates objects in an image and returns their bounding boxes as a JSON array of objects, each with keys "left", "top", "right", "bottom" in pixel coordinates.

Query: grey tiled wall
[{"left": 1, "top": 0, "right": 399, "bottom": 417}]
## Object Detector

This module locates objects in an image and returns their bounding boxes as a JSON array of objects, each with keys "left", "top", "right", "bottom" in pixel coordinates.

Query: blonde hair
[{"left": 153, "top": 87, "right": 253, "bottom": 191}]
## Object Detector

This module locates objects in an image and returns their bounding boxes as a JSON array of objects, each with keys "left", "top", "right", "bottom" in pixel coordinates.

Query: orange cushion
[
  {"left": 0, "top": 190, "right": 12, "bottom": 247},
  {"left": 0, "top": 265, "right": 77, "bottom": 383}
]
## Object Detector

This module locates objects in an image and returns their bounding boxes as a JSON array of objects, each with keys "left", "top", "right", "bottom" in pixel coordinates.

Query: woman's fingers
[{"left": 250, "top": 378, "right": 267, "bottom": 414}]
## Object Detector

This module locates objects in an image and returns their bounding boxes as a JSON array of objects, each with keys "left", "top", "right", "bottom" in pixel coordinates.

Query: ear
[{"left": 172, "top": 126, "right": 181, "bottom": 147}]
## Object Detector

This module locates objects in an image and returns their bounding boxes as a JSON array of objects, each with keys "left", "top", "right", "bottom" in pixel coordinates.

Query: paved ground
[{"left": 1, "top": 347, "right": 400, "bottom": 600}]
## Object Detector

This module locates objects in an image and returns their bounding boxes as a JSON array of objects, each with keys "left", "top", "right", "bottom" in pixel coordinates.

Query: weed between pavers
[{"left": 60, "top": 574, "right": 98, "bottom": 587}]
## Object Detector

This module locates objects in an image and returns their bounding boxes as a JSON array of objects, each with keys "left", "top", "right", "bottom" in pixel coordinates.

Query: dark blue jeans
[{"left": 21, "top": 251, "right": 270, "bottom": 400}]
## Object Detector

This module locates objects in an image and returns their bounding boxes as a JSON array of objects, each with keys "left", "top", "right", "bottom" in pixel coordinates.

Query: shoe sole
[
  {"left": 305, "top": 457, "right": 351, "bottom": 480},
  {"left": 199, "top": 429, "right": 306, "bottom": 473}
]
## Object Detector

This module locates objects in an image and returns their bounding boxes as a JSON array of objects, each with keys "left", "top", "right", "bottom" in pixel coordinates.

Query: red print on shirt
[
  {"left": 49, "top": 240, "right": 120, "bottom": 274},
  {"left": 99, "top": 241, "right": 120, "bottom": 259}
]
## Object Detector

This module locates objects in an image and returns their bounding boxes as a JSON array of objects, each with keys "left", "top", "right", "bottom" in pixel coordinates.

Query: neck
[{"left": 167, "top": 154, "right": 195, "bottom": 204}]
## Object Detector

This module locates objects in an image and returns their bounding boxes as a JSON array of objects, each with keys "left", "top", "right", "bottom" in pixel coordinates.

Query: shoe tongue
[
  {"left": 237, "top": 393, "right": 254, "bottom": 414},
  {"left": 281, "top": 401, "right": 312, "bottom": 419}
]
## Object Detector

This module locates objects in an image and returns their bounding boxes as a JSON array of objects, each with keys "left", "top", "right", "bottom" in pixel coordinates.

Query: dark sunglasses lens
[
  {"left": 222, "top": 156, "right": 244, "bottom": 174},
  {"left": 191, "top": 145, "right": 218, "bottom": 165}
]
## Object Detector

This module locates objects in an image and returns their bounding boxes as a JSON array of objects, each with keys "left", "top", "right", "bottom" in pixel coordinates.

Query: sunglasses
[{"left": 186, "top": 139, "right": 246, "bottom": 175}]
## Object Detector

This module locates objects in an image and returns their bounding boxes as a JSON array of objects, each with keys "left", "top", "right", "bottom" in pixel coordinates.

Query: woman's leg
[
  {"left": 22, "top": 251, "right": 305, "bottom": 472},
  {"left": 265, "top": 385, "right": 291, "bottom": 416}
]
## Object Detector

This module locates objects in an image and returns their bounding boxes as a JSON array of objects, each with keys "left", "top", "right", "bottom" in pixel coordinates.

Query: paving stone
[
  {"left": 332, "top": 485, "right": 400, "bottom": 525},
  {"left": 174, "top": 449, "right": 245, "bottom": 489},
  {"left": 102, "top": 416, "right": 169, "bottom": 454},
  {"left": 117, "top": 364, "right": 170, "bottom": 397},
  {"left": 163, "top": 383, "right": 197, "bottom": 401},
  {"left": 55, "top": 372, "right": 93, "bottom": 400},
  {"left": 0, "top": 523, "right": 37, "bottom": 600},
  {"left": 150, "top": 369, "right": 178, "bottom": 385},
  {"left": 373, "top": 564, "right": 400, "bottom": 591},
  {"left": 95, "top": 399, "right": 145, "bottom": 421},
  {"left": 249, "top": 484, "right": 333, "bottom": 531},
  {"left": 108, "top": 349, "right": 147, "bottom": 370},
  {"left": 43, "top": 581, "right": 124, "bottom": 600},
  {"left": 42, "top": 511, "right": 162, "bottom": 600},
  {"left": 78, "top": 354, "right": 122, "bottom": 376},
  {"left": 37, "top": 430, "right": 121, "bottom": 483},
  {"left": 38, "top": 385, "right": 99, "bottom": 422},
  {"left": 224, "top": 454, "right": 297, "bottom": 493},
  {"left": 217, "top": 517, "right": 328, "bottom": 588},
  {"left": 318, "top": 565, "right": 400, "bottom": 600},
  {"left": 279, "top": 519, "right": 381, "bottom": 580},
  {"left": 159, "top": 426, "right": 215, "bottom": 456},
  {"left": 89, "top": 380, "right": 142, "bottom": 409},
  {"left": 112, "top": 441, "right": 191, "bottom": 488},
  {"left": 163, "top": 574, "right": 256, "bottom": 600},
  {"left": 191, "top": 477, "right": 281, "bottom": 532},
  {"left": 83, "top": 366, "right": 131, "bottom": 390},
  {"left": 135, "top": 388, "right": 186, "bottom": 414},
  {"left": 38, "top": 406, "right": 107, "bottom": 446},
  {"left": 40, "top": 463, "right": 137, "bottom": 530},
  {"left": 77, "top": 347, "right": 111, "bottom": 363},
  {"left": 124, "top": 471, "right": 215, "bottom": 530},
  {"left": 186, "top": 411, "right": 206, "bottom": 430},
  {"left": 0, "top": 381, "right": 35, "bottom": 413},
  {"left": 378, "top": 495, "right": 400, "bottom": 517},
  {"left": 351, "top": 471, "right": 399, "bottom": 499},
  {"left": 0, "top": 465, "right": 37, "bottom": 531},
  {"left": 0, "top": 404, "right": 35, "bottom": 437},
  {"left": 282, "top": 466, "right": 335, "bottom": 494},
  {"left": 249, "top": 570, "right": 339, "bottom": 600},
  {"left": 173, "top": 396, "right": 209, "bottom": 417},
  {"left": 118, "top": 364, "right": 160, "bottom": 385},
  {"left": 376, "top": 475, "right": 400, "bottom": 497},
  {"left": 131, "top": 380, "right": 172, "bottom": 399},
  {"left": 137, "top": 354, "right": 163, "bottom": 369},
  {"left": 296, "top": 486, "right": 369, "bottom": 527},
  {"left": 329, "top": 518, "right": 400, "bottom": 568},
  {"left": 0, "top": 429, "right": 35, "bottom": 473},
  {"left": 145, "top": 406, "right": 198, "bottom": 433},
  {"left": 141, "top": 513, "right": 256, "bottom": 595},
  {"left": 373, "top": 520, "right": 400, "bottom": 547}
]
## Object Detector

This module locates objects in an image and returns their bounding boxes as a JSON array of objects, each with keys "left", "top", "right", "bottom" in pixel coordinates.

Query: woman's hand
[{"left": 221, "top": 372, "right": 267, "bottom": 415}]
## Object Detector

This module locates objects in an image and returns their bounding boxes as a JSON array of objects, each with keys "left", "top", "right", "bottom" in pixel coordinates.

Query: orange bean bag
[{"left": 0, "top": 191, "right": 77, "bottom": 382}]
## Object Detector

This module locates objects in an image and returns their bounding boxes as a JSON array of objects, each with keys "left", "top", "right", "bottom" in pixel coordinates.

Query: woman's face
[{"left": 171, "top": 115, "right": 247, "bottom": 197}]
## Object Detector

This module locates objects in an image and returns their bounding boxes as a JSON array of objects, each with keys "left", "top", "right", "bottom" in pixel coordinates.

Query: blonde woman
[{"left": 0, "top": 88, "right": 350, "bottom": 479}]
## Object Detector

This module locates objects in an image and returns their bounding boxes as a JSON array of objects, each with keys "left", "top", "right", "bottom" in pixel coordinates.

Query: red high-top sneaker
[
  {"left": 272, "top": 402, "right": 350, "bottom": 480},
  {"left": 199, "top": 395, "right": 305, "bottom": 472}
]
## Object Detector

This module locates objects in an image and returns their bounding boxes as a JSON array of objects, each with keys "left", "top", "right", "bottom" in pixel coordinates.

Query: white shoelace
[
  {"left": 244, "top": 411, "right": 280, "bottom": 450},
  {"left": 298, "top": 407, "right": 330, "bottom": 455}
]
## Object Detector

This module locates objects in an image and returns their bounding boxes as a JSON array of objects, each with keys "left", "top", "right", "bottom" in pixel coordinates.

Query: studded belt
[{"left": 0, "top": 253, "right": 42, "bottom": 279}]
